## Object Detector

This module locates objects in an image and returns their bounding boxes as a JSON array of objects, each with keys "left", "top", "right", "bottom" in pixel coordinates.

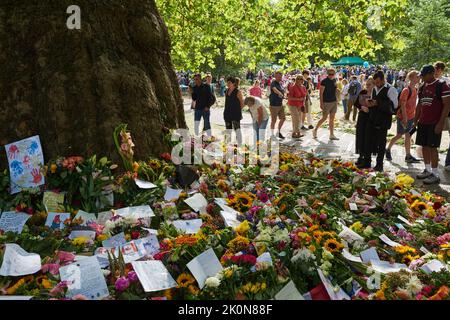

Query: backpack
[
  {"left": 395, "top": 86, "right": 413, "bottom": 113},
  {"left": 348, "top": 82, "right": 358, "bottom": 95}
]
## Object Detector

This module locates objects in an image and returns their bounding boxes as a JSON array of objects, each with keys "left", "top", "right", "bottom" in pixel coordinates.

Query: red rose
[
  {"left": 367, "top": 188, "right": 379, "bottom": 196},
  {"left": 26, "top": 207, "right": 34, "bottom": 215},
  {"left": 131, "top": 231, "right": 140, "bottom": 239},
  {"left": 433, "top": 202, "right": 442, "bottom": 210}
]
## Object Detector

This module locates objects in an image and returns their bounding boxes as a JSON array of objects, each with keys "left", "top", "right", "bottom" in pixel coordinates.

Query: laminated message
[
  {"left": 317, "top": 269, "right": 351, "bottom": 300},
  {"left": 164, "top": 187, "right": 182, "bottom": 202},
  {"left": 184, "top": 193, "right": 208, "bottom": 213},
  {"left": 342, "top": 249, "right": 363, "bottom": 263},
  {"left": 102, "top": 232, "right": 126, "bottom": 248},
  {"left": 115, "top": 206, "right": 155, "bottom": 219},
  {"left": 135, "top": 179, "right": 157, "bottom": 189},
  {"left": 187, "top": 248, "right": 223, "bottom": 289},
  {"left": 172, "top": 219, "right": 203, "bottom": 234},
  {"left": 43, "top": 191, "right": 65, "bottom": 212},
  {"left": 379, "top": 234, "right": 401, "bottom": 247},
  {"left": 131, "top": 260, "right": 177, "bottom": 292},
  {"left": 370, "top": 260, "right": 410, "bottom": 274},
  {"left": 45, "top": 212, "right": 71, "bottom": 230},
  {"left": 220, "top": 210, "right": 241, "bottom": 228},
  {"left": 0, "top": 211, "right": 31, "bottom": 234},
  {"left": 360, "top": 247, "right": 380, "bottom": 264},
  {"left": 0, "top": 244, "right": 41, "bottom": 276}
]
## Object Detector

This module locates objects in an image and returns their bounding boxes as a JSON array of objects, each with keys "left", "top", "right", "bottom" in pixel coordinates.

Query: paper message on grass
[
  {"left": 164, "top": 187, "right": 182, "bottom": 202},
  {"left": 59, "top": 256, "right": 109, "bottom": 300},
  {"left": 43, "top": 191, "right": 65, "bottom": 212},
  {"left": 115, "top": 205, "right": 155, "bottom": 219},
  {"left": 6, "top": 135, "right": 45, "bottom": 194},
  {"left": 187, "top": 248, "right": 223, "bottom": 289},
  {"left": 74, "top": 210, "right": 97, "bottom": 225},
  {"left": 135, "top": 179, "right": 157, "bottom": 189},
  {"left": 0, "top": 211, "right": 31, "bottom": 234},
  {"left": 420, "top": 260, "right": 448, "bottom": 274},
  {"left": 360, "top": 247, "right": 380, "bottom": 264},
  {"left": 45, "top": 212, "right": 71, "bottom": 230},
  {"left": 338, "top": 225, "right": 364, "bottom": 243},
  {"left": 172, "top": 219, "right": 203, "bottom": 234},
  {"left": 275, "top": 280, "right": 304, "bottom": 300},
  {"left": 379, "top": 234, "right": 401, "bottom": 247},
  {"left": 184, "top": 193, "right": 208, "bottom": 213},
  {"left": 0, "top": 244, "right": 41, "bottom": 276},
  {"left": 370, "top": 260, "right": 410, "bottom": 274},
  {"left": 102, "top": 232, "right": 126, "bottom": 248},
  {"left": 220, "top": 210, "right": 241, "bottom": 228},
  {"left": 342, "top": 249, "right": 363, "bottom": 263},
  {"left": 131, "top": 261, "right": 177, "bottom": 292}
]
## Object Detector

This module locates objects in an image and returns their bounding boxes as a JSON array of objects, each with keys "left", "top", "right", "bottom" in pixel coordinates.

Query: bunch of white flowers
[{"left": 205, "top": 276, "right": 221, "bottom": 288}]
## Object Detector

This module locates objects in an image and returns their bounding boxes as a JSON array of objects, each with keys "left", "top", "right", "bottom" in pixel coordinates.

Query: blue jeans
[
  {"left": 194, "top": 109, "right": 211, "bottom": 136},
  {"left": 253, "top": 119, "right": 268, "bottom": 144},
  {"left": 342, "top": 99, "right": 348, "bottom": 114}
]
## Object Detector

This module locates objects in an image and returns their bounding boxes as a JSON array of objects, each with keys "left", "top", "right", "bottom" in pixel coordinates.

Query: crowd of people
[{"left": 187, "top": 61, "right": 450, "bottom": 185}]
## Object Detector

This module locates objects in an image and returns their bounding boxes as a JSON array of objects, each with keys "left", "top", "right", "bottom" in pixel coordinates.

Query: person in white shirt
[
  {"left": 244, "top": 96, "right": 270, "bottom": 145},
  {"left": 435, "top": 61, "right": 450, "bottom": 85}
]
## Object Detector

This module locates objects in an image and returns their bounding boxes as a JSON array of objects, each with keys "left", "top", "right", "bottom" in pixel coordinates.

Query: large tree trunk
[{"left": 0, "top": 0, "right": 186, "bottom": 165}]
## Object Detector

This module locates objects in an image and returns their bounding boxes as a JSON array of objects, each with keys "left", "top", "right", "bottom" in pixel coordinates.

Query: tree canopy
[{"left": 156, "top": 0, "right": 410, "bottom": 72}]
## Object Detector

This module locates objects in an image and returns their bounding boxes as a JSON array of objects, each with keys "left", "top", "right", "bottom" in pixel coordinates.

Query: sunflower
[
  {"left": 395, "top": 245, "right": 416, "bottom": 255},
  {"left": 308, "top": 225, "right": 320, "bottom": 232},
  {"left": 177, "top": 273, "right": 195, "bottom": 288},
  {"left": 323, "top": 238, "right": 344, "bottom": 253},
  {"left": 187, "top": 285, "right": 200, "bottom": 295},
  {"left": 163, "top": 288, "right": 173, "bottom": 300},
  {"left": 411, "top": 200, "right": 428, "bottom": 212},
  {"left": 280, "top": 183, "right": 295, "bottom": 193},
  {"left": 149, "top": 159, "right": 161, "bottom": 170},
  {"left": 402, "top": 254, "right": 420, "bottom": 265},
  {"left": 235, "top": 193, "right": 254, "bottom": 210}
]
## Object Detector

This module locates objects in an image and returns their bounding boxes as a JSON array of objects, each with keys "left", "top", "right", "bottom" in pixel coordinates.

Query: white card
[
  {"left": 135, "top": 179, "right": 157, "bottom": 189},
  {"left": 115, "top": 205, "right": 155, "bottom": 219},
  {"left": 172, "top": 219, "right": 203, "bottom": 234},
  {"left": 420, "top": 259, "right": 448, "bottom": 274},
  {"left": 0, "top": 244, "right": 41, "bottom": 276},
  {"left": 397, "top": 215, "right": 413, "bottom": 226},
  {"left": 274, "top": 280, "right": 304, "bottom": 300},
  {"left": 164, "top": 187, "right": 182, "bottom": 202},
  {"left": 360, "top": 247, "right": 380, "bottom": 264},
  {"left": 184, "top": 193, "right": 208, "bottom": 213},
  {"left": 379, "top": 234, "right": 401, "bottom": 247},
  {"left": 187, "top": 248, "right": 223, "bottom": 289},
  {"left": 0, "top": 211, "right": 31, "bottom": 233},
  {"left": 342, "top": 249, "right": 363, "bottom": 263},
  {"left": 97, "top": 211, "right": 113, "bottom": 225},
  {"left": 220, "top": 210, "right": 241, "bottom": 228},
  {"left": 349, "top": 203, "right": 358, "bottom": 211},
  {"left": 317, "top": 269, "right": 350, "bottom": 300},
  {"left": 131, "top": 260, "right": 177, "bottom": 292},
  {"left": 45, "top": 212, "right": 71, "bottom": 230},
  {"left": 370, "top": 260, "right": 410, "bottom": 274},
  {"left": 102, "top": 232, "right": 126, "bottom": 248},
  {"left": 74, "top": 210, "right": 97, "bottom": 226},
  {"left": 69, "top": 230, "right": 96, "bottom": 240},
  {"left": 59, "top": 256, "right": 109, "bottom": 300},
  {"left": 420, "top": 246, "right": 431, "bottom": 254},
  {"left": 135, "top": 234, "right": 160, "bottom": 256},
  {"left": 142, "top": 227, "right": 159, "bottom": 235},
  {"left": 338, "top": 225, "right": 364, "bottom": 243}
]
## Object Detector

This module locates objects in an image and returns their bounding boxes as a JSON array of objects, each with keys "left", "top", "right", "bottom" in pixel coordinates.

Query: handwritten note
[
  {"left": 0, "top": 211, "right": 31, "bottom": 233},
  {"left": 220, "top": 210, "right": 241, "bottom": 228},
  {"left": 59, "top": 256, "right": 109, "bottom": 300},
  {"left": 342, "top": 249, "right": 363, "bottom": 263},
  {"left": 274, "top": 280, "right": 304, "bottom": 300},
  {"left": 115, "top": 206, "right": 155, "bottom": 219},
  {"left": 360, "top": 247, "right": 380, "bottom": 264},
  {"left": 102, "top": 232, "right": 126, "bottom": 248},
  {"left": 339, "top": 225, "right": 364, "bottom": 243},
  {"left": 349, "top": 203, "right": 358, "bottom": 211},
  {"left": 370, "top": 260, "right": 409, "bottom": 274},
  {"left": 6, "top": 135, "right": 45, "bottom": 194},
  {"left": 43, "top": 191, "right": 65, "bottom": 212},
  {"left": 187, "top": 248, "right": 223, "bottom": 289},
  {"left": 97, "top": 211, "right": 113, "bottom": 225},
  {"left": 164, "top": 187, "right": 182, "bottom": 202},
  {"left": 379, "top": 234, "right": 401, "bottom": 247},
  {"left": 0, "top": 244, "right": 41, "bottom": 276},
  {"left": 45, "top": 212, "right": 71, "bottom": 230},
  {"left": 184, "top": 193, "right": 208, "bottom": 213},
  {"left": 131, "top": 261, "right": 177, "bottom": 292},
  {"left": 420, "top": 260, "right": 448, "bottom": 274},
  {"left": 172, "top": 219, "right": 203, "bottom": 234},
  {"left": 397, "top": 215, "right": 413, "bottom": 227},
  {"left": 135, "top": 179, "right": 157, "bottom": 189}
]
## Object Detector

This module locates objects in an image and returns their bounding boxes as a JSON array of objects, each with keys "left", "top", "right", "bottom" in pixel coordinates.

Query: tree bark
[{"left": 0, "top": 0, "right": 186, "bottom": 165}]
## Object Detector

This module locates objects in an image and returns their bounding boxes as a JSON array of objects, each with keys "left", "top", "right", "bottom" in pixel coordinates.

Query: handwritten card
[
  {"left": 0, "top": 211, "right": 31, "bottom": 233},
  {"left": 6, "top": 135, "right": 45, "bottom": 194},
  {"left": 164, "top": 187, "right": 182, "bottom": 202},
  {"left": 59, "top": 256, "right": 109, "bottom": 300},
  {"left": 115, "top": 205, "right": 155, "bottom": 219},
  {"left": 184, "top": 193, "right": 208, "bottom": 213},
  {"left": 74, "top": 210, "right": 97, "bottom": 226},
  {"left": 102, "top": 232, "right": 126, "bottom": 248},
  {"left": 420, "top": 246, "right": 431, "bottom": 254},
  {"left": 187, "top": 248, "right": 223, "bottom": 289},
  {"left": 220, "top": 210, "right": 241, "bottom": 228},
  {"left": 274, "top": 280, "right": 304, "bottom": 300},
  {"left": 420, "top": 259, "right": 448, "bottom": 274},
  {"left": 342, "top": 249, "right": 363, "bottom": 263},
  {"left": 45, "top": 212, "right": 71, "bottom": 230},
  {"left": 135, "top": 179, "right": 157, "bottom": 189},
  {"left": 370, "top": 260, "right": 410, "bottom": 274},
  {"left": 397, "top": 215, "right": 413, "bottom": 227},
  {"left": 131, "top": 261, "right": 177, "bottom": 292},
  {"left": 97, "top": 211, "right": 113, "bottom": 225},
  {"left": 360, "top": 247, "right": 380, "bottom": 264},
  {"left": 338, "top": 225, "right": 364, "bottom": 243},
  {"left": 379, "top": 234, "right": 401, "bottom": 247},
  {"left": 135, "top": 235, "right": 160, "bottom": 256},
  {"left": 43, "top": 191, "right": 65, "bottom": 212},
  {"left": 172, "top": 219, "right": 203, "bottom": 234},
  {"left": 349, "top": 203, "right": 358, "bottom": 211},
  {"left": 0, "top": 244, "right": 41, "bottom": 276}
]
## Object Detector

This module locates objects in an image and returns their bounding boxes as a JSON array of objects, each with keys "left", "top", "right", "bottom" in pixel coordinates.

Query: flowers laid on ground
[{"left": 0, "top": 129, "right": 449, "bottom": 300}]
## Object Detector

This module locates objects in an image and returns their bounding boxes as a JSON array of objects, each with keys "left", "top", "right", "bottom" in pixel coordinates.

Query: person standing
[
  {"left": 244, "top": 96, "right": 269, "bottom": 145},
  {"left": 287, "top": 75, "right": 307, "bottom": 139},
  {"left": 354, "top": 77, "right": 375, "bottom": 165},
  {"left": 313, "top": 68, "right": 339, "bottom": 140},
  {"left": 205, "top": 73, "right": 217, "bottom": 107},
  {"left": 224, "top": 76, "right": 244, "bottom": 145},
  {"left": 249, "top": 80, "right": 263, "bottom": 98},
  {"left": 358, "top": 71, "right": 398, "bottom": 171},
  {"left": 414, "top": 65, "right": 450, "bottom": 184},
  {"left": 386, "top": 70, "right": 421, "bottom": 163},
  {"left": 435, "top": 61, "right": 450, "bottom": 85},
  {"left": 341, "top": 79, "right": 349, "bottom": 115},
  {"left": 269, "top": 71, "right": 286, "bottom": 139},
  {"left": 300, "top": 70, "right": 314, "bottom": 130},
  {"left": 344, "top": 75, "right": 362, "bottom": 122},
  {"left": 192, "top": 73, "right": 215, "bottom": 137},
  {"left": 219, "top": 76, "right": 226, "bottom": 97}
]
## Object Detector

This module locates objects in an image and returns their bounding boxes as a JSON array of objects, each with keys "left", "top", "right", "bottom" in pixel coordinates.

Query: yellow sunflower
[
  {"left": 177, "top": 273, "right": 195, "bottom": 288},
  {"left": 187, "top": 285, "right": 200, "bottom": 295},
  {"left": 323, "top": 238, "right": 344, "bottom": 253},
  {"left": 149, "top": 159, "right": 161, "bottom": 170},
  {"left": 280, "top": 183, "right": 295, "bottom": 193},
  {"left": 394, "top": 245, "right": 416, "bottom": 255},
  {"left": 411, "top": 200, "right": 428, "bottom": 212}
]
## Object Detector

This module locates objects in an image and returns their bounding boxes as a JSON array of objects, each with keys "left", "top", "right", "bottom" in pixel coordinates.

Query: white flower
[
  {"left": 102, "top": 269, "right": 111, "bottom": 277},
  {"left": 205, "top": 276, "right": 221, "bottom": 288},
  {"left": 363, "top": 226, "right": 373, "bottom": 237},
  {"left": 404, "top": 275, "right": 423, "bottom": 295}
]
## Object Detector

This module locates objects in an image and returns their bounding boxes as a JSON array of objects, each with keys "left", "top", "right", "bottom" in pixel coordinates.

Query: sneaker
[
  {"left": 385, "top": 149, "right": 392, "bottom": 161},
  {"left": 329, "top": 135, "right": 339, "bottom": 141},
  {"left": 405, "top": 155, "right": 421, "bottom": 163},
  {"left": 308, "top": 125, "right": 314, "bottom": 129},
  {"left": 423, "top": 174, "right": 440, "bottom": 185},
  {"left": 278, "top": 133, "right": 285, "bottom": 140},
  {"left": 417, "top": 170, "right": 432, "bottom": 180},
  {"left": 301, "top": 126, "right": 308, "bottom": 130}
]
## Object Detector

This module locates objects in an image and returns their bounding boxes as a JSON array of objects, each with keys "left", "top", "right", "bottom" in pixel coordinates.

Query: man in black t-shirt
[
  {"left": 192, "top": 73, "right": 215, "bottom": 137},
  {"left": 269, "top": 71, "right": 286, "bottom": 139},
  {"left": 312, "top": 68, "right": 340, "bottom": 141}
]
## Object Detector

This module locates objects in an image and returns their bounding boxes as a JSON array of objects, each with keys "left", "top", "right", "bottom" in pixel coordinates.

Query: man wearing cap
[{"left": 413, "top": 65, "right": 450, "bottom": 184}]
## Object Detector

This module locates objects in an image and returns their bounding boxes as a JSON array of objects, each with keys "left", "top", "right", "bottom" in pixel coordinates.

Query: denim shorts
[{"left": 397, "top": 118, "right": 414, "bottom": 135}]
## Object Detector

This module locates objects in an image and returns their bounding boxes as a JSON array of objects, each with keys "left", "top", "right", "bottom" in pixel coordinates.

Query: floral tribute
[{"left": 0, "top": 128, "right": 449, "bottom": 300}]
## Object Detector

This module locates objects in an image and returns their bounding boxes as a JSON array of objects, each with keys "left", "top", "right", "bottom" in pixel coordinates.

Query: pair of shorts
[
  {"left": 396, "top": 118, "right": 414, "bottom": 135},
  {"left": 270, "top": 105, "right": 286, "bottom": 121},
  {"left": 416, "top": 123, "right": 442, "bottom": 148},
  {"left": 322, "top": 101, "right": 338, "bottom": 115}
]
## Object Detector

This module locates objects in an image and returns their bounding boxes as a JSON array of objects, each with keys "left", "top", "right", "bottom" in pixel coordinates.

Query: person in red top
[
  {"left": 287, "top": 75, "right": 307, "bottom": 139},
  {"left": 413, "top": 65, "right": 450, "bottom": 185},
  {"left": 386, "top": 70, "right": 420, "bottom": 163},
  {"left": 249, "top": 80, "right": 263, "bottom": 98}
]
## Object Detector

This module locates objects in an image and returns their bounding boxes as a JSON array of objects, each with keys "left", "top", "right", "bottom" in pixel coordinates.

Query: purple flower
[
  {"left": 127, "top": 271, "right": 139, "bottom": 283},
  {"left": 115, "top": 276, "right": 130, "bottom": 292},
  {"left": 258, "top": 192, "right": 269, "bottom": 203}
]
